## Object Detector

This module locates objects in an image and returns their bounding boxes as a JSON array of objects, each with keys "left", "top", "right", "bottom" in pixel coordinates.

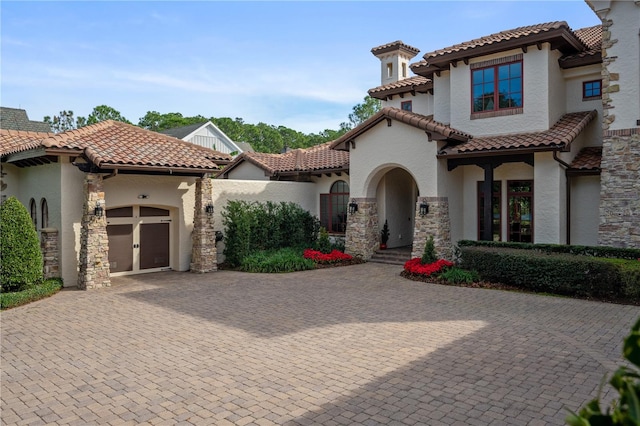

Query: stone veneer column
[
  {"left": 596, "top": 14, "right": 640, "bottom": 248},
  {"left": 412, "top": 197, "right": 453, "bottom": 260},
  {"left": 40, "top": 228, "right": 59, "bottom": 279},
  {"left": 345, "top": 198, "right": 378, "bottom": 260},
  {"left": 191, "top": 174, "right": 217, "bottom": 273},
  {"left": 78, "top": 173, "right": 110, "bottom": 289}
]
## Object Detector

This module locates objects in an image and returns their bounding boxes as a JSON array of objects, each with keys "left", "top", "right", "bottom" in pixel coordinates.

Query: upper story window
[
  {"left": 472, "top": 60, "right": 523, "bottom": 113},
  {"left": 402, "top": 63, "right": 407, "bottom": 78},
  {"left": 386, "top": 63, "right": 393, "bottom": 78},
  {"left": 583, "top": 80, "right": 602, "bottom": 100},
  {"left": 401, "top": 101, "right": 412, "bottom": 112}
]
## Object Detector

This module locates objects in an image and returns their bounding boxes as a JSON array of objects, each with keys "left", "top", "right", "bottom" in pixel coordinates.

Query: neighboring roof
[
  {"left": 2, "top": 120, "right": 232, "bottom": 174},
  {"left": 411, "top": 21, "right": 592, "bottom": 76},
  {"left": 219, "top": 142, "right": 348, "bottom": 178},
  {"left": 368, "top": 76, "right": 432, "bottom": 100},
  {"left": 371, "top": 40, "right": 420, "bottom": 58},
  {"left": 235, "top": 142, "right": 254, "bottom": 153},
  {"left": 569, "top": 146, "right": 602, "bottom": 171},
  {"left": 331, "top": 107, "right": 472, "bottom": 151},
  {"left": 0, "top": 107, "right": 51, "bottom": 133},
  {"left": 159, "top": 121, "right": 207, "bottom": 139},
  {"left": 439, "top": 110, "right": 598, "bottom": 157}
]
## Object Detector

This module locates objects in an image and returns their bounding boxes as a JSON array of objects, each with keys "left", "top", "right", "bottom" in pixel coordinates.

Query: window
[
  {"left": 320, "top": 180, "right": 349, "bottom": 234},
  {"left": 29, "top": 198, "right": 37, "bottom": 228},
  {"left": 401, "top": 101, "right": 412, "bottom": 112},
  {"left": 472, "top": 61, "right": 522, "bottom": 113},
  {"left": 40, "top": 198, "right": 49, "bottom": 228},
  {"left": 477, "top": 181, "right": 502, "bottom": 241},
  {"left": 583, "top": 80, "right": 602, "bottom": 100},
  {"left": 507, "top": 180, "right": 533, "bottom": 242},
  {"left": 386, "top": 63, "right": 393, "bottom": 78},
  {"left": 402, "top": 62, "right": 407, "bottom": 78}
]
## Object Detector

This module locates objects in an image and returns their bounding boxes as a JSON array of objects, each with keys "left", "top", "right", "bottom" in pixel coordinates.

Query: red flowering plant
[
  {"left": 303, "top": 249, "right": 353, "bottom": 264},
  {"left": 403, "top": 258, "right": 453, "bottom": 276}
]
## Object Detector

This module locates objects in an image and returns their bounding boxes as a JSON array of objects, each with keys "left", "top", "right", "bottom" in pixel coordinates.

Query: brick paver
[{"left": 1, "top": 263, "right": 637, "bottom": 425}]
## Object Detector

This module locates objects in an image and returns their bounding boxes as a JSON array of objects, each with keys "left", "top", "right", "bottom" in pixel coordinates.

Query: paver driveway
[{"left": 2, "top": 263, "right": 638, "bottom": 425}]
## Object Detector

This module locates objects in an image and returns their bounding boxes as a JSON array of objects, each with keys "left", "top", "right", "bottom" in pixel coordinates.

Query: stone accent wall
[
  {"left": 78, "top": 173, "right": 110, "bottom": 289},
  {"left": 345, "top": 198, "right": 378, "bottom": 260},
  {"left": 412, "top": 197, "right": 453, "bottom": 260},
  {"left": 599, "top": 15, "right": 617, "bottom": 131},
  {"left": 191, "top": 174, "right": 217, "bottom": 273},
  {"left": 598, "top": 129, "right": 640, "bottom": 248},
  {"left": 40, "top": 228, "right": 59, "bottom": 279}
]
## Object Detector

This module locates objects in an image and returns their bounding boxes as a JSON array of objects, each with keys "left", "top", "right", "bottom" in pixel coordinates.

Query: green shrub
[
  {"left": 0, "top": 197, "right": 43, "bottom": 292},
  {"left": 239, "top": 248, "right": 316, "bottom": 273},
  {"left": 600, "top": 258, "right": 640, "bottom": 299},
  {"left": 459, "top": 246, "right": 629, "bottom": 299},
  {"left": 315, "top": 227, "right": 332, "bottom": 254},
  {"left": 222, "top": 200, "right": 319, "bottom": 267},
  {"left": 1, "top": 278, "right": 63, "bottom": 310},
  {"left": 439, "top": 267, "right": 480, "bottom": 284},
  {"left": 421, "top": 235, "right": 437, "bottom": 265}
]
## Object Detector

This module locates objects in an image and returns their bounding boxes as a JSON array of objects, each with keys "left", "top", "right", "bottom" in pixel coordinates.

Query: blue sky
[{"left": 1, "top": 1, "right": 600, "bottom": 134}]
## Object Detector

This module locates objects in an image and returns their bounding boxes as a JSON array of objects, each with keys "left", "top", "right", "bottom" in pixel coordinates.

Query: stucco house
[{"left": 160, "top": 121, "right": 248, "bottom": 157}]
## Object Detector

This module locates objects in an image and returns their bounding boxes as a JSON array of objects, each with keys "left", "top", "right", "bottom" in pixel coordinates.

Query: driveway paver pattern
[{"left": 2, "top": 263, "right": 638, "bottom": 425}]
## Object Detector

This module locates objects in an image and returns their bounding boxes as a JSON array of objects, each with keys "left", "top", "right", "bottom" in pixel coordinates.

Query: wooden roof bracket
[
  {"left": 349, "top": 140, "right": 356, "bottom": 150},
  {"left": 522, "top": 45, "right": 528, "bottom": 53},
  {"left": 386, "top": 118, "right": 392, "bottom": 127}
]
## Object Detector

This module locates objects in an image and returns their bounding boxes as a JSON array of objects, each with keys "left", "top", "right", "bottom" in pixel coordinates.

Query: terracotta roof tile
[
  {"left": 559, "top": 25, "right": 602, "bottom": 67},
  {"left": 439, "top": 110, "right": 597, "bottom": 156},
  {"left": 570, "top": 146, "right": 602, "bottom": 170},
  {"left": 221, "top": 142, "right": 349, "bottom": 177},
  {"left": 371, "top": 40, "right": 420, "bottom": 57},
  {"left": 1, "top": 129, "right": 53, "bottom": 156},
  {"left": 368, "top": 76, "right": 432, "bottom": 100},
  {"left": 573, "top": 25, "right": 602, "bottom": 50},
  {"left": 331, "top": 107, "right": 471, "bottom": 150}
]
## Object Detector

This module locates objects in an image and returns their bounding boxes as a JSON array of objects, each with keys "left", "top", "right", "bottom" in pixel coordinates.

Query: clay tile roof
[
  {"left": 222, "top": 142, "right": 349, "bottom": 177},
  {"left": 371, "top": 40, "right": 420, "bottom": 58},
  {"left": 368, "top": 76, "right": 432, "bottom": 100},
  {"left": 570, "top": 146, "right": 602, "bottom": 170},
  {"left": 1, "top": 129, "right": 53, "bottom": 156},
  {"left": 439, "top": 110, "right": 597, "bottom": 157},
  {"left": 573, "top": 25, "right": 602, "bottom": 50},
  {"left": 331, "top": 107, "right": 471, "bottom": 151},
  {"left": 559, "top": 25, "right": 602, "bottom": 68}
]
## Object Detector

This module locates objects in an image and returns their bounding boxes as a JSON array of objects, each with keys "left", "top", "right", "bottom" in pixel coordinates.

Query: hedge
[
  {"left": 458, "top": 246, "right": 639, "bottom": 300},
  {"left": 1, "top": 278, "right": 63, "bottom": 310}
]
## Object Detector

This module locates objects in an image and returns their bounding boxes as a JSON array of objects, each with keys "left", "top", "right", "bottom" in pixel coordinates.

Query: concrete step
[{"left": 369, "top": 248, "right": 412, "bottom": 265}]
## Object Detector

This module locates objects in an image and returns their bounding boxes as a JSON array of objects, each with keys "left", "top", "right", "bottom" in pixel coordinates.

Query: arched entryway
[{"left": 375, "top": 168, "right": 418, "bottom": 249}]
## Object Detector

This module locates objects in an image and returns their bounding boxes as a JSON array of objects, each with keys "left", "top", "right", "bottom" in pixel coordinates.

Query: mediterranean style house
[{"left": 1, "top": 0, "right": 637, "bottom": 288}]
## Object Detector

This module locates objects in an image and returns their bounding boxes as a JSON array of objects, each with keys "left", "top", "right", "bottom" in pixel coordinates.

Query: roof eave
[{"left": 437, "top": 144, "right": 564, "bottom": 159}]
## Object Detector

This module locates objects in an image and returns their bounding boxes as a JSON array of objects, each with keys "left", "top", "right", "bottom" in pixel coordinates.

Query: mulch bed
[{"left": 313, "top": 258, "right": 366, "bottom": 269}]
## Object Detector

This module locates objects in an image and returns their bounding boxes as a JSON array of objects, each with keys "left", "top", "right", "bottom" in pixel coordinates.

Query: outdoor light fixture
[
  {"left": 94, "top": 202, "right": 104, "bottom": 218},
  {"left": 348, "top": 200, "right": 358, "bottom": 215},
  {"left": 419, "top": 202, "right": 429, "bottom": 216},
  {"left": 205, "top": 203, "right": 214, "bottom": 215}
]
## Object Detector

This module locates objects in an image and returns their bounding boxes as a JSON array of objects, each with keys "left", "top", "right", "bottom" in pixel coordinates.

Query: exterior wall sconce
[
  {"left": 348, "top": 200, "right": 358, "bottom": 215},
  {"left": 205, "top": 203, "right": 214, "bottom": 215},
  {"left": 94, "top": 201, "right": 104, "bottom": 217},
  {"left": 419, "top": 202, "right": 429, "bottom": 216}
]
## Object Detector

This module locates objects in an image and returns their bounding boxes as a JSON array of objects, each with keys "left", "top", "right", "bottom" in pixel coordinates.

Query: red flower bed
[
  {"left": 403, "top": 258, "right": 453, "bottom": 276},
  {"left": 303, "top": 249, "right": 353, "bottom": 263}
]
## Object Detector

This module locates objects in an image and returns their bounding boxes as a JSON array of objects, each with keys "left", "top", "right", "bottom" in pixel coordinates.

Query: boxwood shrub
[
  {"left": 239, "top": 248, "right": 316, "bottom": 273},
  {"left": 1, "top": 278, "right": 63, "bottom": 310}
]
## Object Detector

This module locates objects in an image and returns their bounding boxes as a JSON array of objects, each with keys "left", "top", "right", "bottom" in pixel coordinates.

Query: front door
[{"left": 106, "top": 206, "right": 172, "bottom": 275}]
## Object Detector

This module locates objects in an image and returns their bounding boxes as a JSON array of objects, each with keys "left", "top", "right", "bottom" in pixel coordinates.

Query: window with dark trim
[
  {"left": 401, "top": 101, "right": 412, "bottom": 112},
  {"left": 583, "top": 79, "right": 602, "bottom": 100},
  {"left": 507, "top": 180, "right": 533, "bottom": 243},
  {"left": 472, "top": 61, "right": 523, "bottom": 113},
  {"left": 477, "top": 181, "right": 502, "bottom": 241},
  {"left": 40, "top": 198, "right": 49, "bottom": 228},
  {"left": 29, "top": 198, "right": 37, "bottom": 228},
  {"left": 320, "top": 180, "right": 349, "bottom": 234}
]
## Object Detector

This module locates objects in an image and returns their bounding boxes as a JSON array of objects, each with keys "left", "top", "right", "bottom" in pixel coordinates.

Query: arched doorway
[{"left": 375, "top": 168, "right": 418, "bottom": 248}]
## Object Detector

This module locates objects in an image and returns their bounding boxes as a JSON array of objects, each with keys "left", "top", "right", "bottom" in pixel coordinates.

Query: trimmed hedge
[
  {"left": 459, "top": 246, "right": 640, "bottom": 300},
  {"left": 239, "top": 248, "right": 316, "bottom": 273},
  {"left": 1, "top": 197, "right": 43, "bottom": 292},
  {"left": 458, "top": 239, "right": 640, "bottom": 260},
  {"left": 1, "top": 278, "right": 63, "bottom": 310}
]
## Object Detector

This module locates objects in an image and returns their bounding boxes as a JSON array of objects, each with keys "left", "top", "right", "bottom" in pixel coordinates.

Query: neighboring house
[
  {"left": 1, "top": 120, "right": 231, "bottom": 288},
  {"left": 160, "top": 121, "right": 248, "bottom": 157},
  {"left": 0, "top": 107, "right": 51, "bottom": 133}
]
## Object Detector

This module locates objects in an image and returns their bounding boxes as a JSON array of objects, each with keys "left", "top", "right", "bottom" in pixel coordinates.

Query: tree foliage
[
  {"left": 341, "top": 95, "right": 381, "bottom": 131},
  {"left": 44, "top": 110, "right": 83, "bottom": 133},
  {"left": 0, "top": 197, "right": 43, "bottom": 292},
  {"left": 86, "top": 105, "right": 131, "bottom": 125}
]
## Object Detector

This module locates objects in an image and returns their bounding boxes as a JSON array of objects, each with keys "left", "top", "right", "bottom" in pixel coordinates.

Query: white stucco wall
[
  {"left": 224, "top": 161, "right": 270, "bottom": 180},
  {"left": 383, "top": 93, "right": 434, "bottom": 117},
  {"left": 534, "top": 152, "right": 566, "bottom": 244},
  {"left": 563, "top": 65, "right": 604, "bottom": 114},
  {"left": 311, "top": 174, "right": 350, "bottom": 194},
  {"left": 570, "top": 175, "right": 600, "bottom": 245},
  {"left": 433, "top": 71, "right": 451, "bottom": 124},
  {"left": 0, "top": 163, "right": 21, "bottom": 202}
]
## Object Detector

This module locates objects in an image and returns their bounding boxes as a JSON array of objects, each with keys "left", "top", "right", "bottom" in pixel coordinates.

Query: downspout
[
  {"left": 103, "top": 169, "right": 118, "bottom": 180},
  {"left": 552, "top": 151, "right": 571, "bottom": 245}
]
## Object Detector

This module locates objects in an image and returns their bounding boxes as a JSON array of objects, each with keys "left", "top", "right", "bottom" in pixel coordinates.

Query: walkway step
[{"left": 369, "top": 248, "right": 412, "bottom": 265}]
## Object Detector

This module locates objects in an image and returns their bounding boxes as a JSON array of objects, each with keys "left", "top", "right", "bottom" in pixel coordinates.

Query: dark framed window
[
  {"left": 29, "top": 198, "right": 37, "bottom": 228},
  {"left": 477, "top": 181, "right": 502, "bottom": 241},
  {"left": 40, "top": 198, "right": 49, "bottom": 228},
  {"left": 401, "top": 101, "right": 412, "bottom": 112},
  {"left": 507, "top": 180, "right": 533, "bottom": 243},
  {"left": 472, "top": 61, "right": 523, "bottom": 113},
  {"left": 320, "top": 180, "right": 349, "bottom": 234},
  {"left": 583, "top": 80, "right": 602, "bottom": 100}
]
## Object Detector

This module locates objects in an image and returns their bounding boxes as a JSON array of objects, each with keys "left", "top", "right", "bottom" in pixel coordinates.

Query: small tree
[
  {"left": 0, "top": 197, "right": 43, "bottom": 292},
  {"left": 316, "top": 227, "right": 332, "bottom": 254},
  {"left": 380, "top": 220, "right": 390, "bottom": 245},
  {"left": 421, "top": 235, "right": 437, "bottom": 265}
]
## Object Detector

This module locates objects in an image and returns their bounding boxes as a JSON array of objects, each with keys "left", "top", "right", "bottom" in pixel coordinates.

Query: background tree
[
  {"left": 341, "top": 95, "right": 381, "bottom": 131},
  {"left": 138, "top": 111, "right": 206, "bottom": 131},
  {"left": 43, "top": 110, "right": 85, "bottom": 133},
  {"left": 86, "top": 105, "right": 131, "bottom": 125}
]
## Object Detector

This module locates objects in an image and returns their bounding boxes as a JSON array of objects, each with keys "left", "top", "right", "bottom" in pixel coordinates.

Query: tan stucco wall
[
  {"left": 1, "top": 163, "right": 21, "bottom": 202},
  {"left": 225, "top": 161, "right": 270, "bottom": 180},
  {"left": 571, "top": 175, "right": 600, "bottom": 245},
  {"left": 59, "top": 160, "right": 85, "bottom": 287}
]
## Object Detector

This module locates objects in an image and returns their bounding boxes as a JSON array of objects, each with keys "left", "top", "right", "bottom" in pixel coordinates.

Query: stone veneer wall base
[
  {"left": 78, "top": 173, "right": 110, "bottom": 290},
  {"left": 40, "top": 228, "right": 59, "bottom": 279},
  {"left": 412, "top": 197, "right": 453, "bottom": 260},
  {"left": 345, "top": 198, "right": 378, "bottom": 260},
  {"left": 191, "top": 175, "right": 217, "bottom": 273}
]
